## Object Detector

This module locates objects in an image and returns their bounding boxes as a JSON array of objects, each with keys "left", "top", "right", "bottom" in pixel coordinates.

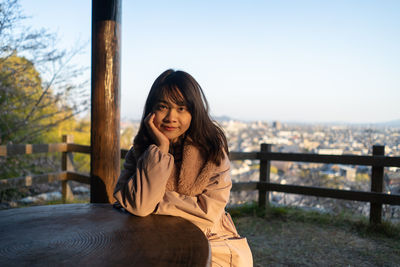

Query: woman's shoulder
[
  {"left": 218, "top": 151, "right": 231, "bottom": 172},
  {"left": 123, "top": 144, "right": 167, "bottom": 170},
  {"left": 204, "top": 148, "right": 230, "bottom": 174},
  {"left": 123, "top": 146, "right": 137, "bottom": 170}
]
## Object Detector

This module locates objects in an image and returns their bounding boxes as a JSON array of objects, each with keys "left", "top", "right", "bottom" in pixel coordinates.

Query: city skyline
[{"left": 19, "top": 0, "right": 400, "bottom": 124}]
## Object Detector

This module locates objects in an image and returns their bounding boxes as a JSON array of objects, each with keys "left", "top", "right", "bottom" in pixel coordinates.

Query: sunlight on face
[{"left": 152, "top": 96, "right": 192, "bottom": 143}]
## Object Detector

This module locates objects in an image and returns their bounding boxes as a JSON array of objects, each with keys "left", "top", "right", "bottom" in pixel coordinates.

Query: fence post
[
  {"left": 258, "top": 143, "right": 271, "bottom": 208},
  {"left": 370, "top": 145, "right": 385, "bottom": 224},
  {"left": 62, "top": 135, "right": 75, "bottom": 203}
]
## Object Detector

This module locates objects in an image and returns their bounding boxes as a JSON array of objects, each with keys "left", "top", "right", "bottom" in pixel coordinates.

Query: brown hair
[{"left": 133, "top": 69, "right": 228, "bottom": 165}]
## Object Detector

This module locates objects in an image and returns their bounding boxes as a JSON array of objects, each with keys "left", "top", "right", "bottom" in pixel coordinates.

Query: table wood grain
[{"left": 0, "top": 204, "right": 210, "bottom": 266}]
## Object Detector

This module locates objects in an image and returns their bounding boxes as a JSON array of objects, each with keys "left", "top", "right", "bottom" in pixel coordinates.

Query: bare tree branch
[{"left": 0, "top": 0, "right": 89, "bottom": 145}]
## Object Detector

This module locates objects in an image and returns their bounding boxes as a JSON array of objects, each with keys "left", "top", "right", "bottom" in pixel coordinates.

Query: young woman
[{"left": 114, "top": 69, "right": 253, "bottom": 267}]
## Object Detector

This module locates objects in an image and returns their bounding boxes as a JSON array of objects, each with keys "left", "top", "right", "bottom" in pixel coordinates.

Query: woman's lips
[{"left": 162, "top": 126, "right": 177, "bottom": 131}]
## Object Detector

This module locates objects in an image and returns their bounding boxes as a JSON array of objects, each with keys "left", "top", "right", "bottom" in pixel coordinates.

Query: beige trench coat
[{"left": 114, "top": 145, "right": 253, "bottom": 267}]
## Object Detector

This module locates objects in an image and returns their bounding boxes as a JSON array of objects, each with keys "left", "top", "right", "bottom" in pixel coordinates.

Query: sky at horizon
[{"left": 19, "top": 0, "right": 400, "bottom": 124}]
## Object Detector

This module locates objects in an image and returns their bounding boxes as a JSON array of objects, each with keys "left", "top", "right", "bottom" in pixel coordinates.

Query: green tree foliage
[
  {"left": 0, "top": 0, "right": 89, "bottom": 145},
  {"left": 0, "top": 54, "right": 65, "bottom": 143},
  {"left": 0, "top": 0, "right": 89, "bottom": 180}
]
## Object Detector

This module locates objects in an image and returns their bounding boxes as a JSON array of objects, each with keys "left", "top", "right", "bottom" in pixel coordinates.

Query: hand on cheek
[{"left": 144, "top": 112, "right": 170, "bottom": 154}]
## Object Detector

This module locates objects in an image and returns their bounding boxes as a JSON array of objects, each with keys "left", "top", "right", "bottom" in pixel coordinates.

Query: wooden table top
[{"left": 0, "top": 203, "right": 210, "bottom": 267}]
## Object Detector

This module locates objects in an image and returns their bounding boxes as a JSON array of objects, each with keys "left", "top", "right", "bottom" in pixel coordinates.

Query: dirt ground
[{"left": 234, "top": 216, "right": 400, "bottom": 267}]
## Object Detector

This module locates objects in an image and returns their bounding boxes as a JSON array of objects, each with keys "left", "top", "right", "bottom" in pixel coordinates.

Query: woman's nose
[{"left": 163, "top": 109, "right": 177, "bottom": 122}]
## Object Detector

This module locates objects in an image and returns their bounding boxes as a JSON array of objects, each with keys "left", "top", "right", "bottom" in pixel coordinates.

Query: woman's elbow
[
  {"left": 114, "top": 193, "right": 154, "bottom": 217},
  {"left": 132, "top": 208, "right": 153, "bottom": 217},
  {"left": 117, "top": 203, "right": 154, "bottom": 217},
  {"left": 128, "top": 200, "right": 159, "bottom": 217}
]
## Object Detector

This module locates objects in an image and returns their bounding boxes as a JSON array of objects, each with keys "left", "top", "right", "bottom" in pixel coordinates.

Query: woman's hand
[{"left": 144, "top": 112, "right": 170, "bottom": 154}]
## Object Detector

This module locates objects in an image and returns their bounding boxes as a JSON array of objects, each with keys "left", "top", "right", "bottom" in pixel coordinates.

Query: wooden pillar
[
  {"left": 91, "top": 0, "right": 121, "bottom": 203},
  {"left": 258, "top": 143, "right": 271, "bottom": 208},
  {"left": 370, "top": 145, "right": 385, "bottom": 224},
  {"left": 62, "top": 135, "right": 74, "bottom": 203}
]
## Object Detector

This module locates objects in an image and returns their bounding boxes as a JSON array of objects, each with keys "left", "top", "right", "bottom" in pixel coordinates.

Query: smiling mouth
[{"left": 162, "top": 126, "right": 177, "bottom": 131}]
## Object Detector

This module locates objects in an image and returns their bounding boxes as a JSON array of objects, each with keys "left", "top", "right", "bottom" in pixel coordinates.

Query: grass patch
[
  {"left": 229, "top": 202, "right": 400, "bottom": 266},
  {"left": 227, "top": 202, "right": 400, "bottom": 239},
  {"left": 0, "top": 188, "right": 29, "bottom": 202}
]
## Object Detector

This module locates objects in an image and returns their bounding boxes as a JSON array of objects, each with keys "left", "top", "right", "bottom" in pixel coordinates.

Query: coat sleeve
[
  {"left": 113, "top": 145, "right": 174, "bottom": 216},
  {"left": 154, "top": 156, "right": 232, "bottom": 229}
]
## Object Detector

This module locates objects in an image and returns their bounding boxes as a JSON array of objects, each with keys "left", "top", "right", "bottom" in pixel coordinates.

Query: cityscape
[
  {"left": 6, "top": 118, "right": 400, "bottom": 222},
  {"left": 121, "top": 118, "right": 400, "bottom": 221}
]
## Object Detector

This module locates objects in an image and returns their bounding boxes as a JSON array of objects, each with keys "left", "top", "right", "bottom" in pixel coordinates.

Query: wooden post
[
  {"left": 62, "top": 135, "right": 74, "bottom": 203},
  {"left": 91, "top": 0, "right": 121, "bottom": 203},
  {"left": 370, "top": 145, "right": 385, "bottom": 224},
  {"left": 258, "top": 143, "right": 271, "bottom": 208}
]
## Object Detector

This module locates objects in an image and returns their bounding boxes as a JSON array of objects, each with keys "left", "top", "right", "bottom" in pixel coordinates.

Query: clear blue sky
[{"left": 19, "top": 0, "right": 400, "bottom": 123}]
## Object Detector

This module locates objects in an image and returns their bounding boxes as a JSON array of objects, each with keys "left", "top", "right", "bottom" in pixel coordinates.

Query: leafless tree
[{"left": 0, "top": 0, "right": 89, "bottom": 145}]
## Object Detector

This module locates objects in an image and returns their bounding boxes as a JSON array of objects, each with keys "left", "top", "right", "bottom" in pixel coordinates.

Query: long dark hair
[{"left": 133, "top": 69, "right": 228, "bottom": 165}]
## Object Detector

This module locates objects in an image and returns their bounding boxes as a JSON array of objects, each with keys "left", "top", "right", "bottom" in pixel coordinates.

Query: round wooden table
[{"left": 0, "top": 204, "right": 210, "bottom": 266}]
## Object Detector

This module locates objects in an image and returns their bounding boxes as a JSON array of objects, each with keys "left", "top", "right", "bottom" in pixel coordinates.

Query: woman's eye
[
  {"left": 178, "top": 107, "right": 187, "bottom": 112},
  {"left": 157, "top": 104, "right": 168, "bottom": 110}
]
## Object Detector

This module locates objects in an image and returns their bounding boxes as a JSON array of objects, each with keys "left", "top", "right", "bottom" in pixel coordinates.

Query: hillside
[{"left": 229, "top": 204, "right": 400, "bottom": 267}]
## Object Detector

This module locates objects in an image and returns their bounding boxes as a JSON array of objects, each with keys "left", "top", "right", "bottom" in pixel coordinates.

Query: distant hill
[
  {"left": 123, "top": 115, "right": 400, "bottom": 128},
  {"left": 211, "top": 116, "right": 400, "bottom": 127},
  {"left": 212, "top": 115, "right": 234, "bottom": 122},
  {"left": 374, "top": 119, "right": 400, "bottom": 127}
]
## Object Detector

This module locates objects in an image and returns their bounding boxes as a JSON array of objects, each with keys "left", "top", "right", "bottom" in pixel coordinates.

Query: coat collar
[{"left": 166, "top": 142, "right": 218, "bottom": 196}]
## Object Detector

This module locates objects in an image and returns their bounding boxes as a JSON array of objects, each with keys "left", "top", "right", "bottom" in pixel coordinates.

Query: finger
[
  {"left": 144, "top": 112, "right": 154, "bottom": 123},
  {"left": 143, "top": 113, "right": 170, "bottom": 150},
  {"left": 145, "top": 113, "right": 157, "bottom": 130},
  {"left": 145, "top": 113, "right": 161, "bottom": 137}
]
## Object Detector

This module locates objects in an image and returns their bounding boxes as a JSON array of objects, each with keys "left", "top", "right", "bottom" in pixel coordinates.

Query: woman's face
[{"left": 152, "top": 94, "right": 192, "bottom": 144}]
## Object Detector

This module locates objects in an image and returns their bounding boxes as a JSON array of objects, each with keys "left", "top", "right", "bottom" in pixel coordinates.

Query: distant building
[
  {"left": 340, "top": 166, "right": 356, "bottom": 181},
  {"left": 273, "top": 121, "right": 282, "bottom": 130},
  {"left": 302, "top": 140, "right": 320, "bottom": 151}
]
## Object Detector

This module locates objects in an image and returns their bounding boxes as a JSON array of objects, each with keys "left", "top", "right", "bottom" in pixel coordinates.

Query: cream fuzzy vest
[{"left": 165, "top": 143, "right": 219, "bottom": 196}]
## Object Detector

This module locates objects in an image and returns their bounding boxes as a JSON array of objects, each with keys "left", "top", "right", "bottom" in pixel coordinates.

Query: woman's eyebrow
[{"left": 159, "top": 99, "right": 187, "bottom": 106}]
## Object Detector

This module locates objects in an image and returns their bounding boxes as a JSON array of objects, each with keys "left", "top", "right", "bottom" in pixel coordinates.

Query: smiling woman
[
  {"left": 150, "top": 97, "right": 192, "bottom": 145},
  {"left": 114, "top": 69, "right": 253, "bottom": 266}
]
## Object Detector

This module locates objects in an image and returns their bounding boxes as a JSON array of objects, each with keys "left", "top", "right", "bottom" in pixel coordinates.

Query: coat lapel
[{"left": 166, "top": 143, "right": 217, "bottom": 196}]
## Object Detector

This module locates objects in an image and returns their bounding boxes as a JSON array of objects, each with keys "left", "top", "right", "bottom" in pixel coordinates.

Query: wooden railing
[{"left": 1, "top": 135, "right": 400, "bottom": 224}]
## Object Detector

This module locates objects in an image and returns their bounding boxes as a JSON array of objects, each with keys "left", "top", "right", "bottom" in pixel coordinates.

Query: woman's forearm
[{"left": 114, "top": 145, "right": 174, "bottom": 216}]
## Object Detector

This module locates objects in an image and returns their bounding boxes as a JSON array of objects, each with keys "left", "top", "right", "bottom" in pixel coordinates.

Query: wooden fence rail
[{"left": 1, "top": 135, "right": 400, "bottom": 224}]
